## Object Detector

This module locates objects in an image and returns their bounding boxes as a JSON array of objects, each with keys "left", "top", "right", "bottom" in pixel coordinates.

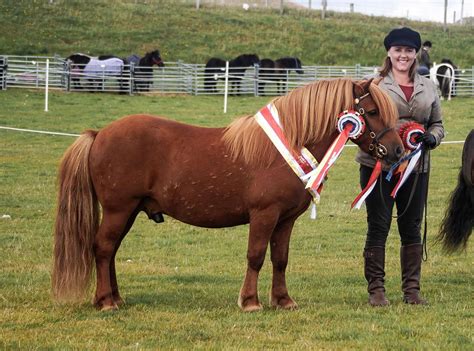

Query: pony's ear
[{"left": 354, "top": 78, "right": 374, "bottom": 96}]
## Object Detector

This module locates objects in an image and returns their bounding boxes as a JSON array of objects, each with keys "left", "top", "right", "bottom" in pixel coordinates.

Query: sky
[{"left": 291, "top": 0, "right": 473, "bottom": 23}]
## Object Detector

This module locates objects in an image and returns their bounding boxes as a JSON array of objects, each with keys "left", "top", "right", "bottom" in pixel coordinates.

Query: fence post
[
  {"left": 129, "top": 62, "right": 134, "bottom": 95},
  {"left": 223, "top": 61, "right": 229, "bottom": 113},
  {"left": 193, "top": 64, "right": 197, "bottom": 96},
  {"left": 66, "top": 61, "right": 71, "bottom": 92},
  {"left": 45, "top": 59, "right": 49, "bottom": 112},
  {"left": 254, "top": 64, "right": 259, "bottom": 97}
]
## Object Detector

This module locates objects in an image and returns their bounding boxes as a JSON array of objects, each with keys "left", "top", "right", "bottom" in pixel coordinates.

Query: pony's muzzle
[{"left": 384, "top": 143, "right": 404, "bottom": 165}]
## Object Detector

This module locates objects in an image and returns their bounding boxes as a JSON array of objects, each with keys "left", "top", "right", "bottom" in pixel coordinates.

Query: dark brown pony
[
  {"left": 52, "top": 78, "right": 403, "bottom": 312},
  {"left": 437, "top": 129, "right": 473, "bottom": 252}
]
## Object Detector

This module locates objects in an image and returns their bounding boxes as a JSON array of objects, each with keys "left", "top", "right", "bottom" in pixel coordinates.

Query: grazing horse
[
  {"left": 67, "top": 53, "right": 129, "bottom": 92},
  {"left": 204, "top": 54, "right": 260, "bottom": 94},
  {"left": 52, "top": 78, "right": 404, "bottom": 312},
  {"left": 133, "top": 50, "right": 165, "bottom": 92},
  {"left": 437, "top": 129, "right": 473, "bottom": 253},
  {"left": 258, "top": 57, "right": 303, "bottom": 95},
  {"left": 430, "top": 58, "right": 457, "bottom": 100}
]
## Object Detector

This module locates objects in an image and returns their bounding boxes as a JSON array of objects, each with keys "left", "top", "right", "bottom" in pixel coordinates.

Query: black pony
[
  {"left": 437, "top": 129, "right": 473, "bottom": 253},
  {"left": 67, "top": 53, "right": 129, "bottom": 92},
  {"left": 434, "top": 58, "right": 458, "bottom": 100},
  {"left": 204, "top": 54, "right": 260, "bottom": 94},
  {"left": 258, "top": 57, "right": 303, "bottom": 95},
  {"left": 133, "top": 50, "right": 164, "bottom": 92}
]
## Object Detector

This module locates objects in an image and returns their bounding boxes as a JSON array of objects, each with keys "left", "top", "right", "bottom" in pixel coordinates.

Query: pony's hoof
[
  {"left": 99, "top": 303, "right": 119, "bottom": 312},
  {"left": 238, "top": 296, "right": 263, "bottom": 312},
  {"left": 271, "top": 297, "right": 298, "bottom": 310},
  {"left": 113, "top": 296, "right": 125, "bottom": 306},
  {"left": 241, "top": 303, "right": 263, "bottom": 312}
]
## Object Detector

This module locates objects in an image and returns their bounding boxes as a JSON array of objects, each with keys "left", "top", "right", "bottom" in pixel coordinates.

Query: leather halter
[{"left": 354, "top": 92, "right": 392, "bottom": 159}]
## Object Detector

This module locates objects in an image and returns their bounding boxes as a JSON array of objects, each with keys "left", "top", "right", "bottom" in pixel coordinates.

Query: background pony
[
  {"left": 258, "top": 57, "right": 303, "bottom": 95},
  {"left": 67, "top": 53, "right": 129, "bottom": 92},
  {"left": 430, "top": 58, "right": 458, "bottom": 100},
  {"left": 52, "top": 78, "right": 403, "bottom": 312},
  {"left": 437, "top": 129, "right": 473, "bottom": 253},
  {"left": 204, "top": 54, "right": 260, "bottom": 94},
  {"left": 132, "top": 50, "right": 165, "bottom": 92}
]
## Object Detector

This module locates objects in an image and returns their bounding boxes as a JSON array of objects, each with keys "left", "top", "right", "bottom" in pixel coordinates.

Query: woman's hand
[{"left": 416, "top": 132, "right": 436, "bottom": 149}]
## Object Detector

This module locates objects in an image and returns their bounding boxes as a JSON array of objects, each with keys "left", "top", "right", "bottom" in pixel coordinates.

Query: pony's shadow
[{"left": 121, "top": 273, "right": 240, "bottom": 311}]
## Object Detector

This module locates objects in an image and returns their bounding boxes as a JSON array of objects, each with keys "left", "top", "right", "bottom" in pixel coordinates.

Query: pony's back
[{"left": 205, "top": 57, "right": 226, "bottom": 69}]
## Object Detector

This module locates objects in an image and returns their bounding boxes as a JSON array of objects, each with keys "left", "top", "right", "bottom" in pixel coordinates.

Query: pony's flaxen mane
[{"left": 223, "top": 78, "right": 397, "bottom": 167}]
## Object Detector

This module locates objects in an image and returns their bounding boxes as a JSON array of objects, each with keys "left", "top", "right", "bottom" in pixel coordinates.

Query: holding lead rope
[{"left": 352, "top": 122, "right": 425, "bottom": 209}]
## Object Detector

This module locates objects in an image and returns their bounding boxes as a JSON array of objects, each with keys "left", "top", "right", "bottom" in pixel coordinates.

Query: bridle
[{"left": 354, "top": 92, "right": 393, "bottom": 159}]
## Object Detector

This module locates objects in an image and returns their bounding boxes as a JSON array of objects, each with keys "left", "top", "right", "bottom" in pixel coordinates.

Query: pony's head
[
  {"left": 66, "top": 53, "right": 91, "bottom": 66},
  {"left": 146, "top": 50, "right": 164, "bottom": 67},
  {"left": 350, "top": 79, "right": 404, "bottom": 164},
  {"left": 294, "top": 57, "right": 303, "bottom": 74}
]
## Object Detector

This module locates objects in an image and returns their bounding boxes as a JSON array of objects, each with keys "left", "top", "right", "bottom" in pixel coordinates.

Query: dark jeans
[{"left": 360, "top": 165, "right": 428, "bottom": 248}]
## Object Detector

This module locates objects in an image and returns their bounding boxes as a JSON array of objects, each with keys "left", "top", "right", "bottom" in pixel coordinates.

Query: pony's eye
[{"left": 368, "top": 110, "right": 378, "bottom": 116}]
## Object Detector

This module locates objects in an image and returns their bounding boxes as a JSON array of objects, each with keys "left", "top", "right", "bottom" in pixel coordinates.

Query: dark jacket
[{"left": 419, "top": 49, "right": 431, "bottom": 68}]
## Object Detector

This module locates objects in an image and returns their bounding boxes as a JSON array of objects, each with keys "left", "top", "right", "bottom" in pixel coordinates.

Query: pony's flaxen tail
[
  {"left": 437, "top": 171, "right": 473, "bottom": 253},
  {"left": 52, "top": 130, "right": 100, "bottom": 302}
]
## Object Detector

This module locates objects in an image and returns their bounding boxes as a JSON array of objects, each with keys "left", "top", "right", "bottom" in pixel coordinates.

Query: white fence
[{"left": 1, "top": 55, "right": 473, "bottom": 97}]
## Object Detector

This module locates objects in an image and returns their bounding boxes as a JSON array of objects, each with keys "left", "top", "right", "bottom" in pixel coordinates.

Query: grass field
[
  {"left": 0, "top": 89, "right": 473, "bottom": 350},
  {"left": 1, "top": 0, "right": 473, "bottom": 67}
]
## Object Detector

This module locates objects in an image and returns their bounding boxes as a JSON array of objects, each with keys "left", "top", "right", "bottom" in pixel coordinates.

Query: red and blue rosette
[{"left": 386, "top": 122, "right": 425, "bottom": 198}]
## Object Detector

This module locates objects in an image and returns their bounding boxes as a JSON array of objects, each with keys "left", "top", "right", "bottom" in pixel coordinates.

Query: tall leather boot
[
  {"left": 364, "top": 247, "right": 389, "bottom": 306},
  {"left": 400, "top": 243, "right": 428, "bottom": 305}
]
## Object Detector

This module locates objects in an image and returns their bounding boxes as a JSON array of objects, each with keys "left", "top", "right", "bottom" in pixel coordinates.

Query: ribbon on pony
[
  {"left": 351, "top": 121, "right": 425, "bottom": 209},
  {"left": 255, "top": 106, "right": 365, "bottom": 219},
  {"left": 254, "top": 104, "right": 320, "bottom": 200},
  {"left": 305, "top": 110, "right": 366, "bottom": 194},
  {"left": 351, "top": 159, "right": 383, "bottom": 209}
]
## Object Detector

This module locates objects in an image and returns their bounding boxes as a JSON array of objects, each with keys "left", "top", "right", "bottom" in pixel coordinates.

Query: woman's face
[{"left": 387, "top": 46, "right": 417, "bottom": 73}]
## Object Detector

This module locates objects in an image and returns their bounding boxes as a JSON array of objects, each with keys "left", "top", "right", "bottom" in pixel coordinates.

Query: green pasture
[
  {"left": 1, "top": 0, "right": 473, "bottom": 67},
  {"left": 0, "top": 89, "right": 473, "bottom": 350}
]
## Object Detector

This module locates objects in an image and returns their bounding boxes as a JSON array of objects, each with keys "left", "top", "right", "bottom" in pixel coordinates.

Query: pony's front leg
[
  {"left": 269, "top": 218, "right": 298, "bottom": 310},
  {"left": 239, "top": 210, "right": 279, "bottom": 312}
]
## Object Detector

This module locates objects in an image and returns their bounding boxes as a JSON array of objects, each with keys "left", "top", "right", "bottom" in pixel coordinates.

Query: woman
[
  {"left": 356, "top": 27, "right": 445, "bottom": 306},
  {"left": 417, "top": 40, "right": 432, "bottom": 76}
]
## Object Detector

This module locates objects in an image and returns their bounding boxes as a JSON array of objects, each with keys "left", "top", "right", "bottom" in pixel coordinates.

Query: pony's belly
[
  {"left": 171, "top": 211, "right": 249, "bottom": 228},
  {"left": 157, "top": 183, "right": 250, "bottom": 228}
]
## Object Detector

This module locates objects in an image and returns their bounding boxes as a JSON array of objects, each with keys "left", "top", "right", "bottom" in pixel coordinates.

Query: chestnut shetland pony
[{"left": 52, "top": 78, "right": 404, "bottom": 312}]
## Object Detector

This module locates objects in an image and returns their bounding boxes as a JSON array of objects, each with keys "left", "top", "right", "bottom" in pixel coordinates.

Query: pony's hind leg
[
  {"left": 93, "top": 204, "right": 139, "bottom": 311},
  {"left": 239, "top": 208, "right": 279, "bottom": 312},
  {"left": 109, "top": 206, "right": 141, "bottom": 306},
  {"left": 269, "top": 218, "right": 298, "bottom": 310}
]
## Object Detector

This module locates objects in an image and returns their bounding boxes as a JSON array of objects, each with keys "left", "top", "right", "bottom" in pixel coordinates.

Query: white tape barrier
[{"left": 0, "top": 126, "right": 79, "bottom": 137}]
